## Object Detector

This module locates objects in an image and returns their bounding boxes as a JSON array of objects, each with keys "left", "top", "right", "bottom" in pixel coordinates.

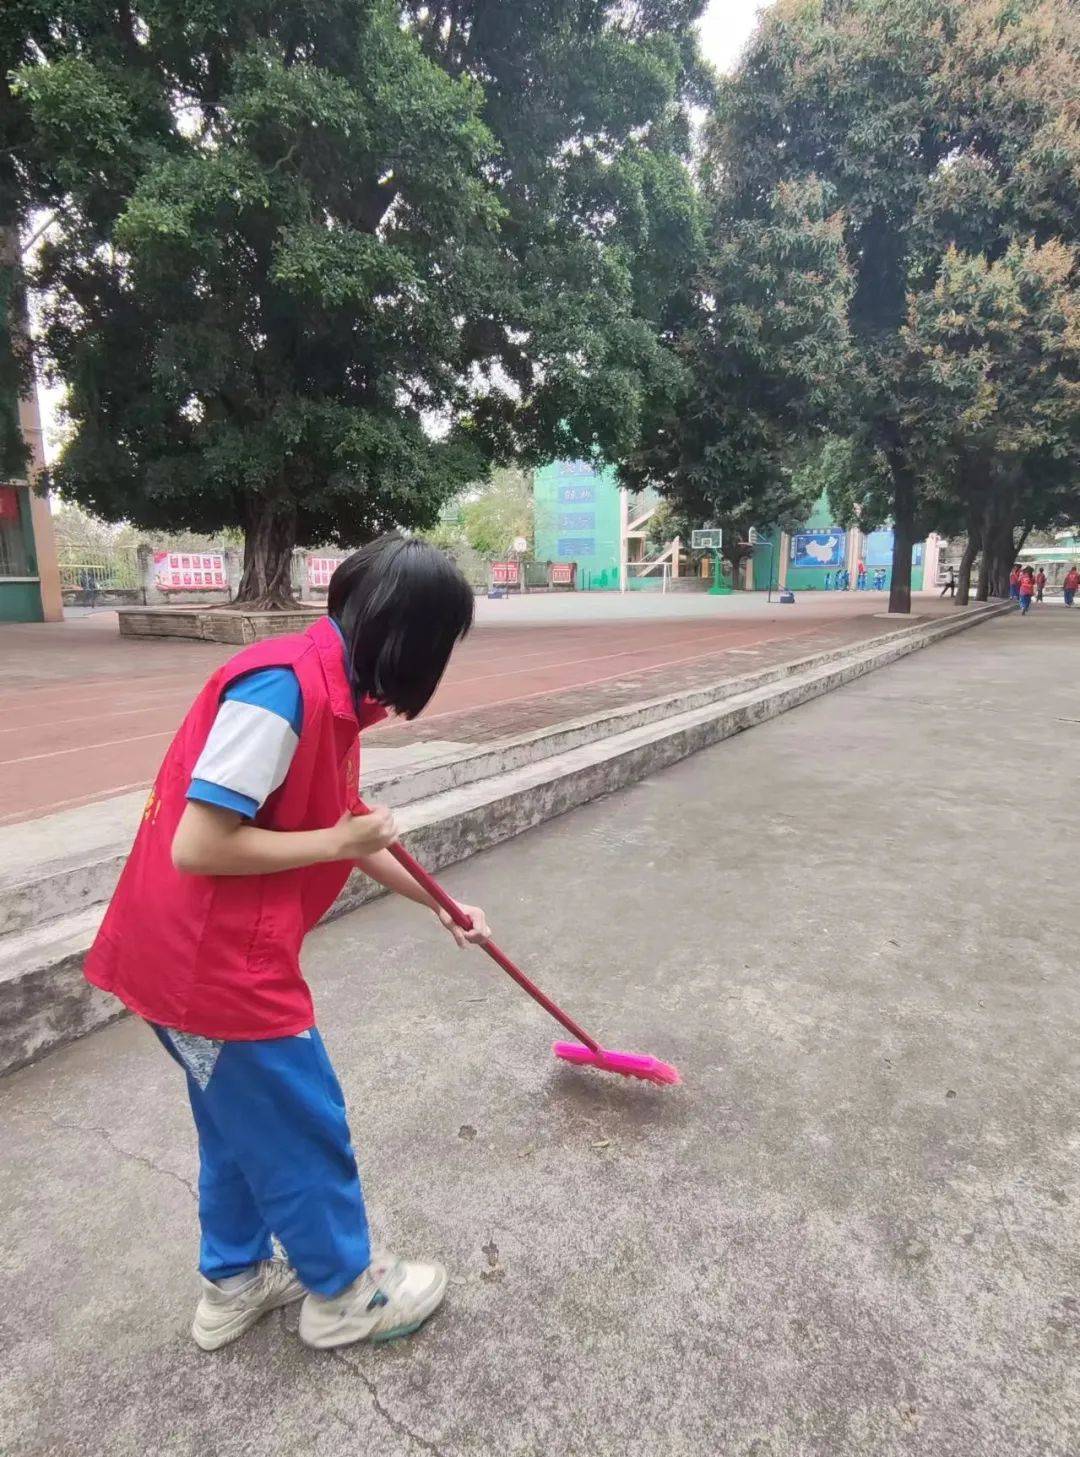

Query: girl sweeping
[{"left": 85, "top": 535, "right": 489, "bottom": 1351}]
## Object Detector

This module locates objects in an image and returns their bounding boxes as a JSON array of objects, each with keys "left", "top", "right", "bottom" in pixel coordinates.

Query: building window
[{"left": 0, "top": 486, "right": 30, "bottom": 576}]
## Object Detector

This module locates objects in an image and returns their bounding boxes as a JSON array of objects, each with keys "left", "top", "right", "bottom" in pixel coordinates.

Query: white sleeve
[{"left": 189, "top": 699, "right": 299, "bottom": 815}]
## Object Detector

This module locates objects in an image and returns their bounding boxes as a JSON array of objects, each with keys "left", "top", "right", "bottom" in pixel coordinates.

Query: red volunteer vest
[{"left": 84, "top": 616, "right": 385, "bottom": 1039}]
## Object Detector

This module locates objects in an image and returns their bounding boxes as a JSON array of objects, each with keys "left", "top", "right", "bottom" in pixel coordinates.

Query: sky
[{"left": 697, "top": 0, "right": 773, "bottom": 73}]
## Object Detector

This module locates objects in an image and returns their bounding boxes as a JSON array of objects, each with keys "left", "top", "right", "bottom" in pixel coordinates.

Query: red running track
[{"left": 0, "top": 603, "right": 884, "bottom": 825}]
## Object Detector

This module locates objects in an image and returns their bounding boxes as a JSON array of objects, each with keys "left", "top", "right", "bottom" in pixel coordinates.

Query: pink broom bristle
[{"left": 553, "top": 1042, "right": 682, "bottom": 1087}]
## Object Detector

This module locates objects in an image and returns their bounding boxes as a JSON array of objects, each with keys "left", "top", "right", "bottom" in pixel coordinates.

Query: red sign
[
  {"left": 154, "top": 551, "right": 227, "bottom": 590},
  {"left": 307, "top": 556, "right": 342, "bottom": 589},
  {"left": 550, "top": 562, "right": 575, "bottom": 586},
  {"left": 0, "top": 485, "right": 19, "bottom": 522},
  {"left": 491, "top": 561, "right": 519, "bottom": 585}
]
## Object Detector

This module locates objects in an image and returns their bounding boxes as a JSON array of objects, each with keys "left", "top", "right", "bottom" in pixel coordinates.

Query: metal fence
[{"left": 57, "top": 549, "right": 141, "bottom": 593}]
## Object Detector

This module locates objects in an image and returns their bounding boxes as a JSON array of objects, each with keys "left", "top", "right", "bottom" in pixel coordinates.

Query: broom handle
[{"left": 356, "top": 804, "right": 601, "bottom": 1053}]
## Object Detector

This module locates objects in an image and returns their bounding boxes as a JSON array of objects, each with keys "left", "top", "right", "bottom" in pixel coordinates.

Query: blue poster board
[
  {"left": 866, "top": 530, "right": 925, "bottom": 568},
  {"left": 791, "top": 530, "right": 845, "bottom": 569}
]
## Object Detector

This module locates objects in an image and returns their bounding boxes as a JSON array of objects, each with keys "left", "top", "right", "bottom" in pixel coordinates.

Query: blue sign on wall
[
  {"left": 791, "top": 530, "right": 845, "bottom": 569},
  {"left": 557, "top": 537, "right": 595, "bottom": 558},
  {"left": 866, "top": 530, "right": 924, "bottom": 568},
  {"left": 865, "top": 530, "right": 893, "bottom": 567},
  {"left": 558, "top": 512, "right": 594, "bottom": 531},
  {"left": 558, "top": 485, "right": 596, "bottom": 504}
]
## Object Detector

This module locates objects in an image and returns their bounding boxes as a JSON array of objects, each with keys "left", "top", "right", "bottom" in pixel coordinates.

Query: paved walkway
[
  {"left": 2, "top": 608, "right": 1077, "bottom": 1455},
  {"left": 1, "top": 592, "right": 958, "bottom": 823}
]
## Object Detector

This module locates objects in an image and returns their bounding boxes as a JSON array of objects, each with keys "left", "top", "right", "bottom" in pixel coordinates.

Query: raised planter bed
[{"left": 117, "top": 603, "right": 323, "bottom": 644}]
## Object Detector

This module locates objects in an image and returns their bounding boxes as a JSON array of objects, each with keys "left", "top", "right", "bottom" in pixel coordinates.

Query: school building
[
  {"left": 0, "top": 382, "right": 62, "bottom": 622},
  {"left": 533, "top": 461, "right": 939, "bottom": 593}
]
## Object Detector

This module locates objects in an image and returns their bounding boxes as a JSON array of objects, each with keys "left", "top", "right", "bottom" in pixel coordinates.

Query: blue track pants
[{"left": 154, "top": 1025, "right": 371, "bottom": 1296}]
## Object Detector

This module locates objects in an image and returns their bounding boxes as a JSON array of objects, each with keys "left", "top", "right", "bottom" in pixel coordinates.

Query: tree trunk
[
  {"left": 0, "top": 225, "right": 33, "bottom": 479},
  {"left": 984, "top": 523, "right": 1031, "bottom": 601},
  {"left": 988, "top": 521, "right": 1020, "bottom": 600},
  {"left": 955, "top": 531, "right": 979, "bottom": 607},
  {"left": 236, "top": 498, "right": 299, "bottom": 608},
  {"left": 975, "top": 501, "right": 1010, "bottom": 600},
  {"left": 975, "top": 504, "right": 992, "bottom": 600},
  {"left": 887, "top": 461, "right": 916, "bottom": 615}
]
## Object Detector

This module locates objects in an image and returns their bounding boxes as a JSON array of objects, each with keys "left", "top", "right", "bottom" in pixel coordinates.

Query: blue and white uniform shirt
[{"left": 187, "top": 668, "right": 304, "bottom": 820}]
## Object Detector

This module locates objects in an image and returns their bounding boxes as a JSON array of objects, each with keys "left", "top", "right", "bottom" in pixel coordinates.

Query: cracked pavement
[{"left": 2, "top": 611, "right": 1079, "bottom": 1456}]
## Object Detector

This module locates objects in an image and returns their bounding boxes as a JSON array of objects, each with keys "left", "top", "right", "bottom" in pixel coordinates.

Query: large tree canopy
[
  {"left": 625, "top": 174, "right": 854, "bottom": 558},
  {"left": 683, "top": 0, "right": 1079, "bottom": 611},
  {"left": 8, "top": 1, "right": 707, "bottom": 603},
  {"left": 899, "top": 238, "right": 1080, "bottom": 599}
]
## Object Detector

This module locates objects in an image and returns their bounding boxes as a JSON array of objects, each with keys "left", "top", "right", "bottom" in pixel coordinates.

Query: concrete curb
[
  {"left": 363, "top": 609, "right": 982, "bottom": 804},
  {"left": 0, "top": 600, "right": 1010, "bottom": 1075},
  {"left": 0, "top": 603, "right": 1007, "bottom": 940},
  {"left": 332, "top": 600, "right": 1011, "bottom": 916}
]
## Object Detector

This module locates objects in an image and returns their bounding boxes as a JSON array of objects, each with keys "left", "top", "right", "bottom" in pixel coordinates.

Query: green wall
[
  {"left": 0, "top": 580, "right": 43, "bottom": 621},
  {"left": 784, "top": 496, "right": 846, "bottom": 592},
  {"left": 534, "top": 460, "right": 622, "bottom": 591},
  {"left": 781, "top": 496, "right": 926, "bottom": 592},
  {"left": 0, "top": 483, "right": 44, "bottom": 622}
]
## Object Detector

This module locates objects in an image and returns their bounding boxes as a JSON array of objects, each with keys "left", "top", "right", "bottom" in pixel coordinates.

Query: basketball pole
[{"left": 710, "top": 548, "right": 723, "bottom": 595}]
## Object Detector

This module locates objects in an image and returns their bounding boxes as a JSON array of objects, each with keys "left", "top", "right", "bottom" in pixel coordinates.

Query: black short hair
[{"left": 327, "top": 535, "right": 474, "bottom": 719}]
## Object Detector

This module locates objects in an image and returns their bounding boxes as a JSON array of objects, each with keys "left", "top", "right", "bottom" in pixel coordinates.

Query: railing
[{"left": 57, "top": 549, "right": 141, "bottom": 593}]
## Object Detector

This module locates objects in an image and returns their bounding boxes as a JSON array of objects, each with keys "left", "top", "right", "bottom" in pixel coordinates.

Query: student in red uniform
[
  {"left": 1018, "top": 566, "right": 1036, "bottom": 615},
  {"left": 85, "top": 536, "right": 489, "bottom": 1352},
  {"left": 1009, "top": 565, "right": 1022, "bottom": 601},
  {"left": 1035, "top": 568, "right": 1047, "bottom": 603},
  {"left": 1064, "top": 565, "right": 1079, "bottom": 607}
]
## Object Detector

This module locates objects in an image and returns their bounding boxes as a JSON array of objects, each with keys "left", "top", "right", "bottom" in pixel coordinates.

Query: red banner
[
  {"left": 550, "top": 562, "right": 575, "bottom": 586},
  {"left": 491, "top": 561, "right": 519, "bottom": 585},
  {"left": 0, "top": 485, "right": 19, "bottom": 522}
]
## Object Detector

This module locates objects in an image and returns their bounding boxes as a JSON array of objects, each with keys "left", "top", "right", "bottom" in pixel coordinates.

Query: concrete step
[
  {"left": 0, "top": 604, "right": 1002, "bottom": 941},
  {"left": 0, "top": 904, "right": 115, "bottom": 1074},
  {"left": 0, "top": 793, "right": 142, "bottom": 939},
  {"left": 0, "top": 600, "right": 1010, "bottom": 1075}
]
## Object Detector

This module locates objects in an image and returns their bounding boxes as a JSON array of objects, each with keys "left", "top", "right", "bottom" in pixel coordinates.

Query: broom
[{"left": 358, "top": 804, "right": 680, "bottom": 1087}]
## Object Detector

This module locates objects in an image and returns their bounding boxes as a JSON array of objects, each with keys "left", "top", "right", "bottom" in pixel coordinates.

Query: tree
[
  {"left": 0, "top": 229, "right": 29, "bottom": 480},
  {"left": 625, "top": 176, "right": 853, "bottom": 559},
  {"left": 0, "top": 9, "right": 40, "bottom": 480},
  {"left": 51, "top": 498, "right": 243, "bottom": 557},
  {"left": 899, "top": 239, "right": 1080, "bottom": 602},
  {"left": 458, "top": 468, "right": 534, "bottom": 560},
  {"left": 703, "top": 0, "right": 1080, "bottom": 613},
  {"left": 11, "top": 1, "right": 706, "bottom": 605}
]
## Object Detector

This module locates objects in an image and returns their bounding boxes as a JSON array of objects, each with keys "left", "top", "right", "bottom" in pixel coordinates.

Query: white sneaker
[
  {"left": 299, "top": 1254, "right": 448, "bottom": 1349},
  {"left": 192, "top": 1258, "right": 305, "bottom": 1351}
]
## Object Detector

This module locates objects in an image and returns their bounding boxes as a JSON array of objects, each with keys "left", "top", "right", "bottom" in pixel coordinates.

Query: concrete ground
[
  {"left": 2, "top": 606, "right": 1078, "bottom": 1456},
  {"left": 1, "top": 591, "right": 954, "bottom": 824}
]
